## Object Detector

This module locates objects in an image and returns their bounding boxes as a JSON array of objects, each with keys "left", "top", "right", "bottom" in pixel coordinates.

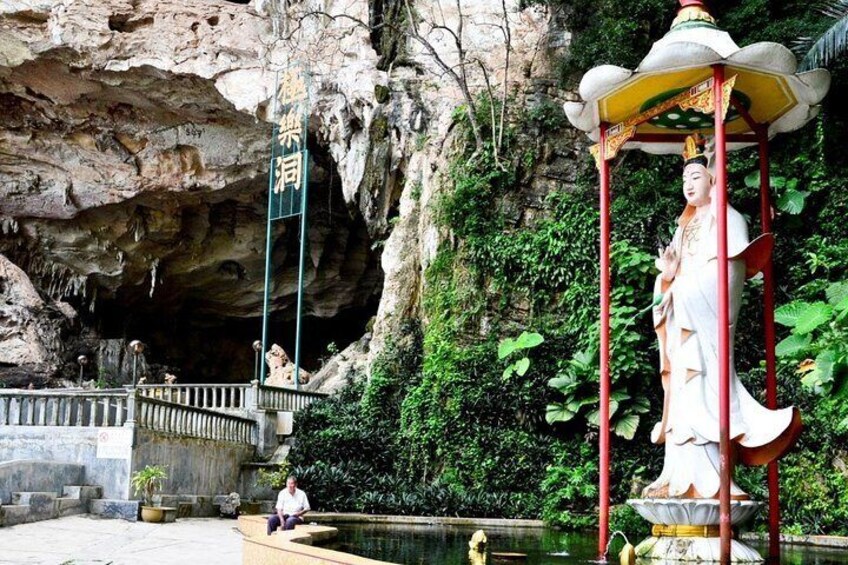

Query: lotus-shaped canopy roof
[{"left": 564, "top": 0, "right": 831, "bottom": 155}]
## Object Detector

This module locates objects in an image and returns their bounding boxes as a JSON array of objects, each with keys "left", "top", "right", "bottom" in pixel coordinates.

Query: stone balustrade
[
  {"left": 257, "top": 385, "right": 327, "bottom": 412},
  {"left": 137, "top": 384, "right": 249, "bottom": 411},
  {"left": 0, "top": 390, "right": 129, "bottom": 427},
  {"left": 136, "top": 395, "right": 255, "bottom": 445},
  {"left": 0, "top": 384, "right": 328, "bottom": 453}
]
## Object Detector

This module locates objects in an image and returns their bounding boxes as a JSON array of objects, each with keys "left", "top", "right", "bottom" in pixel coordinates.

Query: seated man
[{"left": 266, "top": 475, "right": 310, "bottom": 535}]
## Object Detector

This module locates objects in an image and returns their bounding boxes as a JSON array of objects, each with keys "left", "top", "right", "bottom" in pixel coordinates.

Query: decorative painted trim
[
  {"left": 652, "top": 524, "right": 723, "bottom": 538},
  {"left": 591, "top": 75, "right": 738, "bottom": 168}
]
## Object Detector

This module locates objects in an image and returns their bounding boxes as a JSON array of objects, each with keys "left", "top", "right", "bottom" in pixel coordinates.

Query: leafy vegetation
[
  {"left": 256, "top": 461, "right": 292, "bottom": 490},
  {"left": 499, "top": 331, "right": 545, "bottom": 380},
  {"left": 775, "top": 281, "right": 848, "bottom": 414},
  {"left": 795, "top": 0, "right": 848, "bottom": 71},
  {"left": 131, "top": 465, "right": 168, "bottom": 507},
  {"left": 285, "top": 0, "right": 848, "bottom": 537}
]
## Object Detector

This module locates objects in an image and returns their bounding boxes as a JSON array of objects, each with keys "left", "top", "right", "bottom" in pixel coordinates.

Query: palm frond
[
  {"left": 799, "top": 14, "right": 848, "bottom": 71},
  {"left": 818, "top": 0, "right": 848, "bottom": 20},
  {"left": 792, "top": 36, "right": 815, "bottom": 58}
]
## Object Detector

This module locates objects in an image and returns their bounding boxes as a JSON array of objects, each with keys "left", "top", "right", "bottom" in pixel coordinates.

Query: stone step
[
  {"left": 212, "top": 495, "right": 272, "bottom": 515},
  {"left": 175, "top": 495, "right": 214, "bottom": 517},
  {"left": 154, "top": 494, "right": 182, "bottom": 508},
  {"left": 269, "top": 444, "right": 291, "bottom": 462},
  {"left": 11, "top": 492, "right": 57, "bottom": 522},
  {"left": 177, "top": 502, "right": 193, "bottom": 519},
  {"left": 62, "top": 485, "right": 102, "bottom": 501},
  {"left": 56, "top": 497, "right": 85, "bottom": 517},
  {"left": 151, "top": 495, "right": 215, "bottom": 517},
  {"left": 0, "top": 504, "right": 30, "bottom": 527},
  {"left": 90, "top": 499, "right": 140, "bottom": 522},
  {"left": 237, "top": 515, "right": 337, "bottom": 542},
  {"left": 162, "top": 507, "right": 178, "bottom": 523}
]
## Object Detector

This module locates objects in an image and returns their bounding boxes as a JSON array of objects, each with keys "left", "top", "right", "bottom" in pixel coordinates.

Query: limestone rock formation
[
  {"left": 0, "top": 0, "right": 562, "bottom": 385},
  {"left": 0, "top": 254, "right": 72, "bottom": 385},
  {"left": 305, "top": 333, "right": 371, "bottom": 394},
  {"left": 264, "top": 343, "right": 310, "bottom": 387}
]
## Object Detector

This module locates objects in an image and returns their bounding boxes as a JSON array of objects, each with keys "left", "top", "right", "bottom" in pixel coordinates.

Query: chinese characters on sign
[{"left": 269, "top": 66, "right": 309, "bottom": 219}]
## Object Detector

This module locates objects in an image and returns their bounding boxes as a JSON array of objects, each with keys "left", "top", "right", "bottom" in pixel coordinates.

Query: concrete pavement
[{"left": 0, "top": 515, "right": 242, "bottom": 564}]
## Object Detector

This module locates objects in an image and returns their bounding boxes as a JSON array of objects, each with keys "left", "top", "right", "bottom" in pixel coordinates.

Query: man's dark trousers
[{"left": 267, "top": 514, "right": 303, "bottom": 534}]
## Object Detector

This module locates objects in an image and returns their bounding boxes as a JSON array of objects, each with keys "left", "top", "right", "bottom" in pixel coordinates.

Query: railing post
[
  {"left": 125, "top": 387, "right": 139, "bottom": 428},
  {"left": 115, "top": 397, "right": 125, "bottom": 426},
  {"left": 101, "top": 397, "right": 110, "bottom": 426},
  {"left": 247, "top": 380, "right": 260, "bottom": 411},
  {"left": 37, "top": 397, "right": 47, "bottom": 426},
  {"left": 25, "top": 397, "right": 35, "bottom": 425},
  {"left": 48, "top": 397, "right": 61, "bottom": 426}
]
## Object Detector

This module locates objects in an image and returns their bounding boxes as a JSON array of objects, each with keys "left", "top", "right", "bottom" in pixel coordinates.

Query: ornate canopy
[{"left": 564, "top": 0, "right": 831, "bottom": 158}]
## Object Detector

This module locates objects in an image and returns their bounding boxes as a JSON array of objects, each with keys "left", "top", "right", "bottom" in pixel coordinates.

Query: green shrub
[{"left": 284, "top": 2, "right": 848, "bottom": 532}]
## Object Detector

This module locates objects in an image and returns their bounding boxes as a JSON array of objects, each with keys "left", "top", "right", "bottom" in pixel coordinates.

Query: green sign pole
[
  {"left": 259, "top": 70, "right": 280, "bottom": 386},
  {"left": 294, "top": 149, "right": 309, "bottom": 391},
  {"left": 259, "top": 168, "right": 274, "bottom": 385}
]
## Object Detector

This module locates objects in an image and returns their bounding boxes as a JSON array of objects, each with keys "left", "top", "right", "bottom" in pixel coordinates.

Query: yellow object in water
[
  {"left": 469, "top": 530, "right": 487, "bottom": 551},
  {"left": 468, "top": 549, "right": 487, "bottom": 565},
  {"left": 619, "top": 542, "right": 636, "bottom": 565}
]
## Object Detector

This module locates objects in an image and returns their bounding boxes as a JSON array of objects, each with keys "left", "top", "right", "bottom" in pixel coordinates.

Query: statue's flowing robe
[{"left": 647, "top": 204, "right": 800, "bottom": 499}]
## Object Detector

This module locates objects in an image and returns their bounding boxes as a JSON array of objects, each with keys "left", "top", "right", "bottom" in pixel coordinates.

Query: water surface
[{"left": 330, "top": 523, "right": 848, "bottom": 565}]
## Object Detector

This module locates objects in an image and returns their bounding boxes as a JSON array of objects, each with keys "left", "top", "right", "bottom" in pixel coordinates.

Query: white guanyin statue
[{"left": 644, "top": 134, "right": 802, "bottom": 500}]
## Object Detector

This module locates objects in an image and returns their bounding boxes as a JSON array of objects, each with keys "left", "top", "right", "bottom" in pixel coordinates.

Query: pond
[{"left": 329, "top": 523, "right": 848, "bottom": 565}]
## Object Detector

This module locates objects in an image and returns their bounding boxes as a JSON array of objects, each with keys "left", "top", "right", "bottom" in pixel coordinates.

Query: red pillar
[
  {"left": 758, "top": 129, "right": 781, "bottom": 560},
  {"left": 713, "top": 64, "right": 732, "bottom": 564},
  {"left": 598, "top": 123, "right": 612, "bottom": 559}
]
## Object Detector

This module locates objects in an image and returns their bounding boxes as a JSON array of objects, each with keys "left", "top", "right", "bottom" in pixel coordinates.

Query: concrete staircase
[{"left": 1, "top": 485, "right": 102, "bottom": 527}]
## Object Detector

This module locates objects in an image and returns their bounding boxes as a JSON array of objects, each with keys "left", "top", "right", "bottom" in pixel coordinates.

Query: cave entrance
[{"left": 75, "top": 149, "right": 383, "bottom": 385}]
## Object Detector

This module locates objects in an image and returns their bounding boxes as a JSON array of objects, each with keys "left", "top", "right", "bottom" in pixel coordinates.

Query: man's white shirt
[{"left": 276, "top": 488, "right": 310, "bottom": 515}]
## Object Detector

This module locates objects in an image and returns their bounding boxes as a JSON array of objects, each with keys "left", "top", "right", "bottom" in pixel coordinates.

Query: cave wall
[{"left": 0, "top": 0, "right": 559, "bottom": 384}]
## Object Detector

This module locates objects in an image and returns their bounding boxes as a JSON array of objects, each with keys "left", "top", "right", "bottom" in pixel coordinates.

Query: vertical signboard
[{"left": 261, "top": 65, "right": 310, "bottom": 388}]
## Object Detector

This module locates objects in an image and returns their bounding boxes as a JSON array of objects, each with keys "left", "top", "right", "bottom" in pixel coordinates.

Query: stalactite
[
  {"left": 1, "top": 217, "right": 19, "bottom": 234},
  {"left": 149, "top": 258, "right": 159, "bottom": 298}
]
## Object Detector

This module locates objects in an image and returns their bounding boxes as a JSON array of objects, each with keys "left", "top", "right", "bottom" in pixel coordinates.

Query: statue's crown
[{"left": 682, "top": 133, "right": 707, "bottom": 165}]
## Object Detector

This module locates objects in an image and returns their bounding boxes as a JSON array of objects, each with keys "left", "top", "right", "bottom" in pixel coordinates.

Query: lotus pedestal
[{"left": 627, "top": 499, "right": 763, "bottom": 563}]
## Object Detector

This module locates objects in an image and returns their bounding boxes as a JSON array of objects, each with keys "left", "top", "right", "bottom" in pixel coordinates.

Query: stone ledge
[
  {"left": 62, "top": 486, "right": 102, "bottom": 501},
  {"left": 306, "top": 512, "right": 546, "bottom": 529},
  {"left": 270, "top": 529, "right": 313, "bottom": 545},
  {"left": 0, "top": 461, "right": 84, "bottom": 506},
  {"left": 239, "top": 511, "right": 546, "bottom": 532},
  {"left": 56, "top": 497, "right": 85, "bottom": 517},
  {"left": 151, "top": 494, "right": 215, "bottom": 517},
  {"left": 90, "top": 499, "right": 139, "bottom": 522},
  {"left": 243, "top": 528, "right": 395, "bottom": 565},
  {"left": 238, "top": 515, "right": 337, "bottom": 542},
  {"left": 740, "top": 532, "right": 848, "bottom": 549},
  {"left": 161, "top": 506, "right": 178, "bottom": 523},
  {"left": 12, "top": 492, "right": 57, "bottom": 522},
  {"left": 0, "top": 504, "right": 30, "bottom": 527}
]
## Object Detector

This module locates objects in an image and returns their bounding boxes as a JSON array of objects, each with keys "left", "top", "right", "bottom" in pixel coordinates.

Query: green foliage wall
[{"left": 287, "top": 0, "right": 848, "bottom": 536}]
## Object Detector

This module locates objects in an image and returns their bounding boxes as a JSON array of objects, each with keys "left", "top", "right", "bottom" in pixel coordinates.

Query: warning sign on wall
[{"left": 96, "top": 428, "right": 133, "bottom": 459}]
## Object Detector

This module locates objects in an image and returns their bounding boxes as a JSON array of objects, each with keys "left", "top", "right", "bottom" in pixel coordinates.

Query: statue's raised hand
[{"left": 655, "top": 245, "right": 679, "bottom": 282}]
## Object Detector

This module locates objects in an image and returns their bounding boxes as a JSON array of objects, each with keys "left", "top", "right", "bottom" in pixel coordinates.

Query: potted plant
[{"left": 131, "top": 464, "right": 168, "bottom": 523}]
